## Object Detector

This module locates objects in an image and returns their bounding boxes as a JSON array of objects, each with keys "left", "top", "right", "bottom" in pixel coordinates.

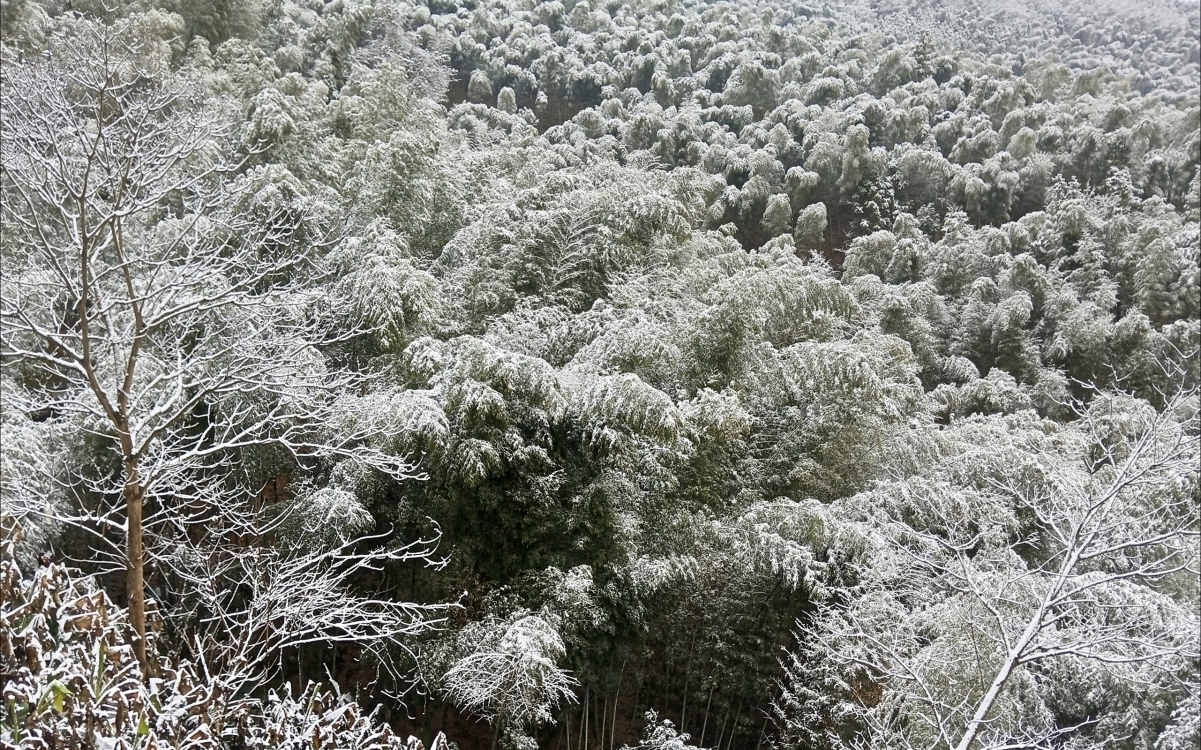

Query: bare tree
[
  {"left": 791, "top": 388, "right": 1200, "bottom": 750},
  {"left": 0, "top": 19, "right": 437, "bottom": 675}
]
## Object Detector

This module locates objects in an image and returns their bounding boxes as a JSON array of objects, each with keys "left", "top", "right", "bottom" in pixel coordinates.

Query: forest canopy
[{"left": 1, "top": 0, "right": 1198, "bottom": 748}]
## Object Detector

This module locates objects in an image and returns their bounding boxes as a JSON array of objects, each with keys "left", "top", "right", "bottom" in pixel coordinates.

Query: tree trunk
[
  {"left": 953, "top": 601, "right": 1048, "bottom": 750},
  {"left": 699, "top": 687, "right": 714, "bottom": 747},
  {"left": 582, "top": 685, "right": 589, "bottom": 750},
  {"left": 124, "top": 458, "right": 149, "bottom": 675},
  {"left": 680, "top": 640, "right": 694, "bottom": 734},
  {"left": 723, "top": 699, "right": 743, "bottom": 750},
  {"left": 612, "top": 662, "right": 625, "bottom": 750},
  {"left": 952, "top": 651, "right": 1018, "bottom": 750},
  {"left": 714, "top": 705, "right": 729, "bottom": 750},
  {"left": 600, "top": 695, "right": 608, "bottom": 750}
]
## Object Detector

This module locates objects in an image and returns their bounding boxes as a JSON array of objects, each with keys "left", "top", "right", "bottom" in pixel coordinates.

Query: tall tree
[
  {"left": 781, "top": 388, "right": 1200, "bottom": 750},
  {"left": 0, "top": 18, "right": 430, "bottom": 674}
]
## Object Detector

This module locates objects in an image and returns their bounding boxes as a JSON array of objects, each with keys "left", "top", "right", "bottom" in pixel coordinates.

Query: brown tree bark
[{"left": 123, "top": 458, "right": 149, "bottom": 675}]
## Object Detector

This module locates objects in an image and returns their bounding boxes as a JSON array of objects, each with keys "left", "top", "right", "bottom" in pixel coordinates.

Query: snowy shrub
[{"left": 0, "top": 537, "right": 429, "bottom": 750}]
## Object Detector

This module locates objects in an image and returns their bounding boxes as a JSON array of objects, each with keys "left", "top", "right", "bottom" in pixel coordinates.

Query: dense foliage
[
  {"left": 1, "top": 0, "right": 1197, "bottom": 748},
  {"left": 1, "top": 533, "right": 462, "bottom": 749}
]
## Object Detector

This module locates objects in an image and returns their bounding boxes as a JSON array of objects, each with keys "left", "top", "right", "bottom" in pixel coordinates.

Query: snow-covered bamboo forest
[{"left": 1, "top": 0, "right": 1198, "bottom": 747}]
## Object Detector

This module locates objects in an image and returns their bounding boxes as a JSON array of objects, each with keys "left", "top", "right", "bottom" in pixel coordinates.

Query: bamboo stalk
[
  {"left": 601, "top": 695, "right": 608, "bottom": 750},
  {"left": 724, "top": 699, "right": 744, "bottom": 750},
  {"left": 680, "top": 639, "right": 695, "bottom": 735},
  {"left": 612, "top": 660, "right": 625, "bottom": 749},
  {"left": 714, "top": 705, "right": 729, "bottom": 750},
  {"left": 699, "top": 687, "right": 714, "bottom": 748}
]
